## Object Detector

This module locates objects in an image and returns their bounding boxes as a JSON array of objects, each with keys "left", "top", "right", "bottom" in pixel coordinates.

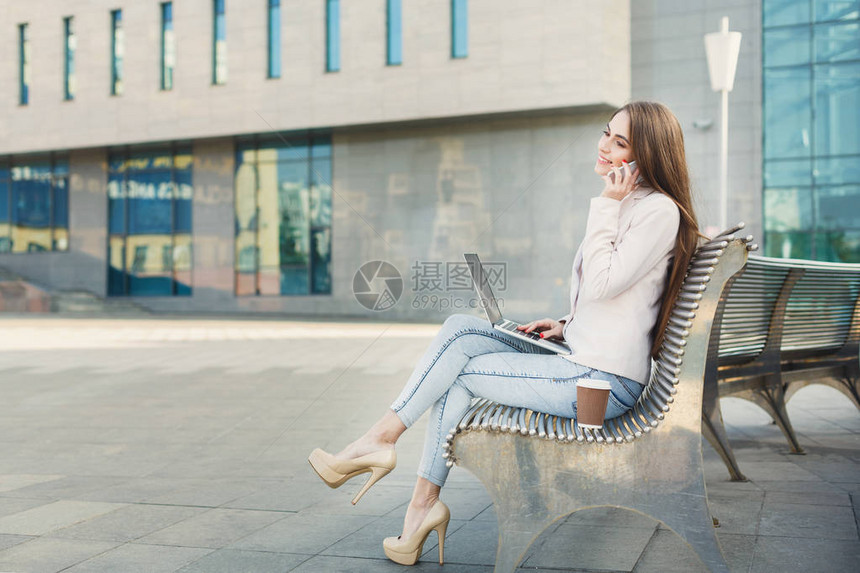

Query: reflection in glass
[
  {"left": 387, "top": 0, "right": 403, "bottom": 65},
  {"left": 814, "top": 62, "right": 860, "bottom": 157},
  {"left": 764, "top": 158, "right": 813, "bottom": 187},
  {"left": 268, "top": 0, "right": 281, "bottom": 78},
  {"left": 326, "top": 0, "right": 340, "bottom": 72},
  {"left": 213, "top": 0, "right": 227, "bottom": 84},
  {"left": 2, "top": 159, "right": 68, "bottom": 253},
  {"left": 764, "top": 26, "right": 811, "bottom": 67},
  {"left": 451, "top": 0, "right": 468, "bottom": 58},
  {"left": 814, "top": 156, "right": 860, "bottom": 185},
  {"left": 764, "top": 67, "right": 812, "bottom": 159},
  {"left": 111, "top": 10, "right": 123, "bottom": 95},
  {"left": 234, "top": 136, "right": 332, "bottom": 295},
  {"left": 815, "top": 185, "right": 860, "bottom": 230},
  {"left": 19, "top": 24, "right": 29, "bottom": 105},
  {"left": 764, "top": 187, "right": 813, "bottom": 231},
  {"left": 64, "top": 17, "right": 75, "bottom": 100},
  {"left": 816, "top": 230, "right": 860, "bottom": 262},
  {"left": 161, "top": 2, "right": 175, "bottom": 90},
  {"left": 764, "top": 0, "right": 811, "bottom": 28},
  {"left": 108, "top": 148, "right": 193, "bottom": 296},
  {"left": 764, "top": 231, "right": 813, "bottom": 259},
  {"left": 815, "top": 21, "right": 860, "bottom": 62},
  {"left": 814, "top": 0, "right": 860, "bottom": 23}
]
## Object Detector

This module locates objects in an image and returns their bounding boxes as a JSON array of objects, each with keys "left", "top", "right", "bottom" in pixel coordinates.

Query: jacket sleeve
[{"left": 578, "top": 194, "right": 680, "bottom": 302}]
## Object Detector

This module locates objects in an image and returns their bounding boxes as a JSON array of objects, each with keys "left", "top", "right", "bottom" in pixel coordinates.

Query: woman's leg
[{"left": 335, "top": 313, "right": 548, "bottom": 460}]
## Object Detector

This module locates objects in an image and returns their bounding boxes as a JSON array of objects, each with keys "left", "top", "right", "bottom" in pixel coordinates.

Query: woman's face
[{"left": 594, "top": 110, "right": 635, "bottom": 177}]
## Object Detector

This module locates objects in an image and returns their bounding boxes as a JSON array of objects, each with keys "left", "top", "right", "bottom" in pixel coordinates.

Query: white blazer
[{"left": 557, "top": 186, "right": 680, "bottom": 384}]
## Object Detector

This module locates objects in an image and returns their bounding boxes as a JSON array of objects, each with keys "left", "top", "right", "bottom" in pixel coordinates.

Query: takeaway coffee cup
[{"left": 576, "top": 379, "right": 612, "bottom": 429}]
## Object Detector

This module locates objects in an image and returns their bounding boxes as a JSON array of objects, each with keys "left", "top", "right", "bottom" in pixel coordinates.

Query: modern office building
[{"left": 0, "top": 0, "right": 856, "bottom": 320}]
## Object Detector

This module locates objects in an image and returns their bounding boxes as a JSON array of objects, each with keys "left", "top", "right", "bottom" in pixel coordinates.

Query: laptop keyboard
[{"left": 500, "top": 320, "right": 543, "bottom": 340}]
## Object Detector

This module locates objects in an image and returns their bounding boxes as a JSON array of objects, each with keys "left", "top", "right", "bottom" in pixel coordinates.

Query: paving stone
[
  {"left": 176, "top": 548, "right": 309, "bottom": 572},
  {"left": 750, "top": 537, "right": 860, "bottom": 573},
  {"left": 47, "top": 503, "right": 205, "bottom": 542},
  {"left": 0, "top": 500, "right": 125, "bottom": 536},
  {"left": 0, "top": 533, "right": 33, "bottom": 552},
  {"left": 632, "top": 530, "right": 754, "bottom": 573},
  {"left": 137, "top": 508, "right": 290, "bottom": 549},
  {"left": 290, "top": 554, "right": 492, "bottom": 572},
  {"left": 0, "top": 497, "right": 55, "bottom": 519},
  {"left": 0, "top": 537, "right": 120, "bottom": 573},
  {"left": 562, "top": 505, "right": 661, "bottom": 530},
  {"left": 758, "top": 501, "right": 858, "bottom": 539},
  {"left": 62, "top": 542, "right": 213, "bottom": 573},
  {"left": 0, "top": 474, "right": 65, "bottom": 494},
  {"left": 706, "top": 495, "right": 764, "bottom": 535},
  {"left": 229, "top": 512, "right": 372, "bottom": 554}
]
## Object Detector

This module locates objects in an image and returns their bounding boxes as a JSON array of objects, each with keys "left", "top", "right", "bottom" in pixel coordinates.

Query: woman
[{"left": 308, "top": 100, "right": 700, "bottom": 566}]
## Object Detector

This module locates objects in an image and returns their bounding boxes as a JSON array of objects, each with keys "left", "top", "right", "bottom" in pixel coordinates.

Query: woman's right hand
[{"left": 517, "top": 318, "right": 564, "bottom": 340}]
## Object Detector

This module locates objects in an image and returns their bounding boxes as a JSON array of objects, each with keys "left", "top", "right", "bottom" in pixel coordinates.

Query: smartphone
[{"left": 609, "top": 160, "right": 644, "bottom": 184}]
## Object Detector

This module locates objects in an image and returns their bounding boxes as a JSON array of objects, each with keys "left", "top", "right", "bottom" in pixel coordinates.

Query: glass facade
[
  {"left": 268, "top": 0, "right": 281, "bottom": 78},
  {"left": 451, "top": 0, "right": 468, "bottom": 59},
  {"left": 161, "top": 2, "right": 175, "bottom": 91},
  {"left": 19, "top": 24, "right": 29, "bottom": 105},
  {"left": 64, "top": 17, "right": 75, "bottom": 100},
  {"left": 326, "top": 0, "right": 340, "bottom": 72},
  {"left": 0, "top": 157, "right": 69, "bottom": 253},
  {"left": 387, "top": 0, "right": 403, "bottom": 66},
  {"left": 108, "top": 148, "right": 193, "bottom": 296},
  {"left": 763, "top": 0, "right": 860, "bottom": 262},
  {"left": 111, "top": 10, "right": 124, "bottom": 95},
  {"left": 235, "top": 136, "right": 332, "bottom": 295},
  {"left": 213, "top": 0, "right": 227, "bottom": 84}
]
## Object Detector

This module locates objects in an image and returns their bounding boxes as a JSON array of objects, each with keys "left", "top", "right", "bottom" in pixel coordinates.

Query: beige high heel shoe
[
  {"left": 383, "top": 500, "right": 450, "bottom": 566},
  {"left": 307, "top": 448, "right": 396, "bottom": 505}
]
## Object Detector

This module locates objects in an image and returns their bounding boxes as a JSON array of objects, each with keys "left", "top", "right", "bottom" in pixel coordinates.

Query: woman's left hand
[{"left": 600, "top": 160, "right": 640, "bottom": 202}]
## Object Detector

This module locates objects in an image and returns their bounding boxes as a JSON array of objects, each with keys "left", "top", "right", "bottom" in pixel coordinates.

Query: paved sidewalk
[{"left": 0, "top": 317, "right": 857, "bottom": 572}]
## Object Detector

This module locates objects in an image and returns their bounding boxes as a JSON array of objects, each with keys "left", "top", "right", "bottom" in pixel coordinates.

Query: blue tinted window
[
  {"left": 814, "top": 156, "right": 860, "bottom": 185},
  {"left": 814, "top": 62, "right": 860, "bottom": 156},
  {"left": 64, "top": 17, "right": 75, "bottom": 100},
  {"left": 111, "top": 10, "right": 123, "bottom": 95},
  {"left": 764, "top": 187, "right": 814, "bottom": 231},
  {"left": 764, "top": 158, "right": 813, "bottom": 187},
  {"left": 19, "top": 24, "right": 29, "bottom": 105},
  {"left": 764, "top": 26, "right": 811, "bottom": 66},
  {"left": 816, "top": 185, "right": 860, "bottom": 230},
  {"left": 451, "top": 0, "right": 468, "bottom": 58},
  {"left": 764, "top": 67, "right": 813, "bottom": 159},
  {"left": 268, "top": 0, "right": 281, "bottom": 78},
  {"left": 815, "top": 21, "right": 860, "bottom": 62},
  {"left": 814, "top": 0, "right": 860, "bottom": 22},
  {"left": 53, "top": 177, "right": 69, "bottom": 228},
  {"left": 387, "top": 0, "right": 403, "bottom": 65},
  {"left": 326, "top": 0, "right": 340, "bottom": 72},
  {"left": 213, "top": 0, "right": 227, "bottom": 84},
  {"left": 161, "top": 3, "right": 175, "bottom": 90},
  {"left": 0, "top": 181, "right": 9, "bottom": 223},
  {"left": 764, "top": 0, "right": 811, "bottom": 27},
  {"left": 108, "top": 149, "right": 193, "bottom": 295}
]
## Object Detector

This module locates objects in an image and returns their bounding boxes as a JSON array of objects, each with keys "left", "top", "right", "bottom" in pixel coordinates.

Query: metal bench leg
[
  {"left": 702, "top": 396, "right": 748, "bottom": 481},
  {"left": 743, "top": 386, "right": 805, "bottom": 454},
  {"left": 785, "top": 377, "right": 860, "bottom": 413}
]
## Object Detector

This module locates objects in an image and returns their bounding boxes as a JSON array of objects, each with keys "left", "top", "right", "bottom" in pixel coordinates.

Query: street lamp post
[{"left": 704, "top": 17, "right": 742, "bottom": 232}]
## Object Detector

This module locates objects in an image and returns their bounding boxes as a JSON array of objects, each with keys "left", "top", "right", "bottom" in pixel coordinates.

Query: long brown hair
[{"left": 611, "top": 101, "right": 703, "bottom": 358}]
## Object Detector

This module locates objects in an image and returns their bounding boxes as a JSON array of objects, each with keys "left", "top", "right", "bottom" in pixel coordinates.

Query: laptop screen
[{"left": 464, "top": 253, "right": 503, "bottom": 324}]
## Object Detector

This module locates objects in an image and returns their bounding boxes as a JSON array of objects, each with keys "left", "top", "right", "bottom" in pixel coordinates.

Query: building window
[
  {"left": 64, "top": 17, "right": 76, "bottom": 100},
  {"left": 107, "top": 147, "right": 193, "bottom": 296},
  {"left": 19, "top": 24, "right": 29, "bottom": 105},
  {"left": 0, "top": 157, "right": 69, "bottom": 253},
  {"left": 326, "top": 0, "right": 340, "bottom": 72},
  {"left": 161, "top": 2, "right": 175, "bottom": 91},
  {"left": 451, "top": 0, "right": 468, "bottom": 59},
  {"left": 234, "top": 136, "right": 332, "bottom": 295},
  {"left": 762, "top": 0, "right": 860, "bottom": 262},
  {"left": 213, "top": 0, "right": 227, "bottom": 84},
  {"left": 268, "top": 0, "right": 281, "bottom": 78},
  {"left": 387, "top": 0, "right": 402, "bottom": 65},
  {"left": 111, "top": 10, "right": 124, "bottom": 95}
]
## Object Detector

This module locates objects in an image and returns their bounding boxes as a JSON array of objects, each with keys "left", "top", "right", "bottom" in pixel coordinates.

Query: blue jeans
[{"left": 391, "top": 313, "right": 644, "bottom": 486}]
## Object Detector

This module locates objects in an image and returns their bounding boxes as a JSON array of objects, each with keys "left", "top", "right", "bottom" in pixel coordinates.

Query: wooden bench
[
  {"left": 703, "top": 253, "right": 860, "bottom": 481},
  {"left": 444, "top": 224, "right": 756, "bottom": 573}
]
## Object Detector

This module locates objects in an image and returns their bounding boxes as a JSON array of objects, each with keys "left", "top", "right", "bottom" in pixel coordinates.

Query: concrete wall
[{"left": 0, "top": 0, "right": 631, "bottom": 155}]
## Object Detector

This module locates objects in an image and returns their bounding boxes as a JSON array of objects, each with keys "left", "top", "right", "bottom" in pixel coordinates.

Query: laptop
[{"left": 464, "top": 253, "right": 572, "bottom": 355}]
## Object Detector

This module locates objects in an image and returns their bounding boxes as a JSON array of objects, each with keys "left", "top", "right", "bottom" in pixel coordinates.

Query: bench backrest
[{"left": 717, "top": 256, "right": 860, "bottom": 365}]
